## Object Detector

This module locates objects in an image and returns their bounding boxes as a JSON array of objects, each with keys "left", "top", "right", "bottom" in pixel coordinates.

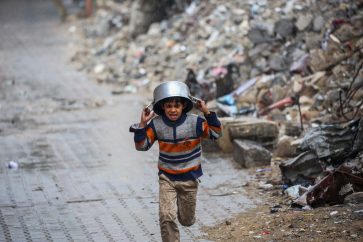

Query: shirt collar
[{"left": 161, "top": 113, "right": 187, "bottom": 127}]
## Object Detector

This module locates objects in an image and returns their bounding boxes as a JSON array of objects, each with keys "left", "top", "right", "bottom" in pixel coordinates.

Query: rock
[
  {"left": 274, "top": 135, "right": 297, "bottom": 158},
  {"left": 206, "top": 30, "right": 223, "bottom": 48},
  {"left": 344, "top": 192, "right": 363, "bottom": 204},
  {"left": 274, "top": 19, "right": 296, "bottom": 38},
  {"left": 279, "top": 151, "right": 323, "bottom": 185},
  {"left": 290, "top": 53, "right": 310, "bottom": 75},
  {"left": 268, "top": 109, "right": 287, "bottom": 122},
  {"left": 290, "top": 48, "right": 307, "bottom": 62},
  {"left": 284, "top": 122, "right": 302, "bottom": 137},
  {"left": 252, "top": 20, "right": 275, "bottom": 36},
  {"left": 295, "top": 14, "right": 313, "bottom": 31},
  {"left": 269, "top": 54, "right": 287, "bottom": 71},
  {"left": 255, "top": 57, "right": 268, "bottom": 70},
  {"left": 304, "top": 32, "right": 322, "bottom": 50},
  {"left": 333, "top": 23, "right": 356, "bottom": 43},
  {"left": 313, "top": 15, "right": 325, "bottom": 32},
  {"left": 233, "top": 139, "right": 271, "bottom": 168},
  {"left": 247, "top": 28, "right": 272, "bottom": 45},
  {"left": 258, "top": 182, "right": 274, "bottom": 190},
  {"left": 256, "top": 88, "right": 273, "bottom": 110},
  {"left": 129, "top": 0, "right": 169, "bottom": 38},
  {"left": 300, "top": 120, "right": 363, "bottom": 163},
  {"left": 285, "top": 185, "right": 308, "bottom": 199},
  {"left": 248, "top": 43, "right": 270, "bottom": 58},
  {"left": 292, "top": 78, "right": 304, "bottom": 93},
  {"left": 309, "top": 49, "right": 350, "bottom": 72},
  {"left": 94, "top": 63, "right": 106, "bottom": 74}
]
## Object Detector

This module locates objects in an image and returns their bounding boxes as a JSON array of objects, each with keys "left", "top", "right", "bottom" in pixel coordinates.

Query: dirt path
[{"left": 202, "top": 166, "right": 363, "bottom": 241}]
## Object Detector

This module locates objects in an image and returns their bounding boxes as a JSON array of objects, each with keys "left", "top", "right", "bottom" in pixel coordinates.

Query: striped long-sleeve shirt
[{"left": 133, "top": 112, "right": 222, "bottom": 180}]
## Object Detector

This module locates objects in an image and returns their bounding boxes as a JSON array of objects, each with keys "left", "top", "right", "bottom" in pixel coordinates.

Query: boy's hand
[
  {"left": 139, "top": 108, "right": 154, "bottom": 128},
  {"left": 196, "top": 100, "right": 210, "bottom": 115}
]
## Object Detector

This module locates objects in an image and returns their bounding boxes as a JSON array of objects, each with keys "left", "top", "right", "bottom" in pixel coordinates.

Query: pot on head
[{"left": 152, "top": 81, "right": 194, "bottom": 115}]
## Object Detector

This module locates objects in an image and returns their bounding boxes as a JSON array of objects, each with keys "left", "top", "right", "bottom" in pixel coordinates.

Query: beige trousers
[{"left": 159, "top": 174, "right": 198, "bottom": 242}]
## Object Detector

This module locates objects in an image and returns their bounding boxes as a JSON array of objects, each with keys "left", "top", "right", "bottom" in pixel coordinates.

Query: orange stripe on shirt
[
  {"left": 202, "top": 122, "right": 210, "bottom": 138},
  {"left": 202, "top": 122, "right": 221, "bottom": 138},
  {"left": 209, "top": 125, "right": 222, "bottom": 133},
  {"left": 159, "top": 139, "right": 201, "bottom": 153},
  {"left": 146, "top": 127, "right": 156, "bottom": 143}
]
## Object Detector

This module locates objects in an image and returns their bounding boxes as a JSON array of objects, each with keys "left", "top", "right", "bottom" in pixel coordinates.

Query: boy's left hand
[
  {"left": 139, "top": 107, "right": 155, "bottom": 128},
  {"left": 196, "top": 100, "right": 210, "bottom": 115}
]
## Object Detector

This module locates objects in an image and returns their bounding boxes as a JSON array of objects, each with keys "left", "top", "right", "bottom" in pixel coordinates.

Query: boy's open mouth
[{"left": 168, "top": 114, "right": 179, "bottom": 120}]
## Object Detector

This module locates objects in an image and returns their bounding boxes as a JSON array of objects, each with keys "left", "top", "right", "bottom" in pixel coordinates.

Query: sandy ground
[{"left": 201, "top": 166, "right": 363, "bottom": 242}]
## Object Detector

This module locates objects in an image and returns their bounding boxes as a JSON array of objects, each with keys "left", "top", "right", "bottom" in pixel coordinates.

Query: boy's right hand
[{"left": 139, "top": 108, "right": 154, "bottom": 128}]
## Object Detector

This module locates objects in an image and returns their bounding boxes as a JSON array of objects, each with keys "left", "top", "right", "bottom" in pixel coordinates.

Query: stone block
[
  {"left": 217, "top": 117, "right": 247, "bottom": 153},
  {"left": 228, "top": 119, "right": 279, "bottom": 142},
  {"left": 233, "top": 139, "right": 271, "bottom": 168},
  {"left": 217, "top": 117, "right": 279, "bottom": 153}
]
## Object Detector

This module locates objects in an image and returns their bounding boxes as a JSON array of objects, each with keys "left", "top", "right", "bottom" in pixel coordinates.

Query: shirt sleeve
[
  {"left": 196, "top": 112, "right": 222, "bottom": 139},
  {"left": 132, "top": 121, "right": 157, "bottom": 151}
]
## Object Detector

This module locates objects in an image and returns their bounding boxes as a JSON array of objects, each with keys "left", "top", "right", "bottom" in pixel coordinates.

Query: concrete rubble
[
  {"left": 233, "top": 139, "right": 271, "bottom": 168},
  {"left": 71, "top": 0, "right": 363, "bottom": 209}
]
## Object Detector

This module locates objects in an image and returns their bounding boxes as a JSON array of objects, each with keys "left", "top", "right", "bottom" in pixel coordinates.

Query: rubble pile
[
  {"left": 71, "top": 0, "right": 363, "bottom": 208},
  {"left": 72, "top": 0, "right": 363, "bottom": 126},
  {"left": 280, "top": 118, "right": 363, "bottom": 208}
]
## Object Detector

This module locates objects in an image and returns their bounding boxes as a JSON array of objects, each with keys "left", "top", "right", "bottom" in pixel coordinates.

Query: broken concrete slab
[
  {"left": 228, "top": 119, "right": 279, "bottom": 143},
  {"left": 233, "top": 139, "right": 271, "bottom": 168},
  {"left": 279, "top": 151, "right": 323, "bottom": 185},
  {"left": 300, "top": 119, "right": 363, "bottom": 165},
  {"left": 216, "top": 117, "right": 277, "bottom": 152}
]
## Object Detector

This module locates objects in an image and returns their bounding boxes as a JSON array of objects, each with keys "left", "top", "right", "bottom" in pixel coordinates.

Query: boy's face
[{"left": 162, "top": 100, "right": 186, "bottom": 121}]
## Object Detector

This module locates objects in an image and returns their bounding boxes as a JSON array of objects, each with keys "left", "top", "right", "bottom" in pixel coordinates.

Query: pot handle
[
  {"left": 189, "top": 95, "right": 202, "bottom": 104},
  {"left": 144, "top": 102, "right": 154, "bottom": 115}
]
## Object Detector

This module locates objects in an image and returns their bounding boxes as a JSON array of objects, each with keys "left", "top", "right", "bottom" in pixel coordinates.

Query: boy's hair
[{"left": 160, "top": 97, "right": 187, "bottom": 106}]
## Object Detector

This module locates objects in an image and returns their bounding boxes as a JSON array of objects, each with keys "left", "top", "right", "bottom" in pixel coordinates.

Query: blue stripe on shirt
[
  {"left": 134, "top": 128, "right": 146, "bottom": 142},
  {"left": 159, "top": 151, "right": 201, "bottom": 164},
  {"left": 204, "top": 112, "right": 221, "bottom": 127},
  {"left": 159, "top": 165, "right": 203, "bottom": 181}
]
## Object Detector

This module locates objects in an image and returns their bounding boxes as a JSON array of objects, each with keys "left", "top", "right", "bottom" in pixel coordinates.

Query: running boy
[{"left": 130, "top": 81, "right": 222, "bottom": 242}]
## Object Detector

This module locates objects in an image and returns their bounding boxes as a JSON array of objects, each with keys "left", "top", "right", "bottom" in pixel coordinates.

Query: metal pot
[{"left": 152, "top": 81, "right": 195, "bottom": 115}]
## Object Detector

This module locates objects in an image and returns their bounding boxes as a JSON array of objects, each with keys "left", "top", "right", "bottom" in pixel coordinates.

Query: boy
[{"left": 131, "top": 84, "right": 222, "bottom": 242}]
